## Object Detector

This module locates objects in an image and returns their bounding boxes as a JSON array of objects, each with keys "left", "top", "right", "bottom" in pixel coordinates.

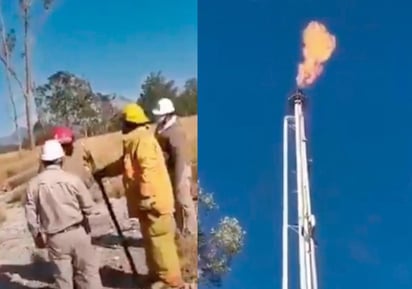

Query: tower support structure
[{"left": 282, "top": 89, "right": 318, "bottom": 289}]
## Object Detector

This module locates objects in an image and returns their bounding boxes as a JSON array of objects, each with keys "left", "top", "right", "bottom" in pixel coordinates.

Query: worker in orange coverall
[
  {"left": 152, "top": 98, "right": 197, "bottom": 237},
  {"left": 94, "top": 103, "right": 184, "bottom": 289},
  {"left": 24, "top": 140, "right": 102, "bottom": 289}
]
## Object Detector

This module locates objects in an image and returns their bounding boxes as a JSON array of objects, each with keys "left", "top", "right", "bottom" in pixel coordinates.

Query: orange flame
[{"left": 296, "top": 21, "right": 336, "bottom": 88}]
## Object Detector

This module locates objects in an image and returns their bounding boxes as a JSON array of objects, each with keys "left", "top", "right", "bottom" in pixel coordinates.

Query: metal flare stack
[{"left": 282, "top": 89, "right": 318, "bottom": 289}]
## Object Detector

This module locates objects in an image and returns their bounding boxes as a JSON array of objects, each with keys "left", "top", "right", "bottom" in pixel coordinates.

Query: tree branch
[{"left": 0, "top": 1, "right": 23, "bottom": 151}]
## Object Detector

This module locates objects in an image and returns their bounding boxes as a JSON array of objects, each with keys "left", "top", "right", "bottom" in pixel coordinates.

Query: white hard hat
[
  {"left": 152, "top": 98, "right": 175, "bottom": 116},
  {"left": 41, "top": 139, "right": 65, "bottom": 161}
]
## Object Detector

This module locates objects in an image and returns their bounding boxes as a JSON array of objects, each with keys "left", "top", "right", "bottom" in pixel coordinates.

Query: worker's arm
[
  {"left": 135, "top": 138, "right": 158, "bottom": 198},
  {"left": 24, "top": 181, "right": 41, "bottom": 239},
  {"left": 73, "top": 177, "right": 96, "bottom": 216},
  {"left": 169, "top": 130, "right": 188, "bottom": 187},
  {"left": 94, "top": 156, "right": 124, "bottom": 179}
]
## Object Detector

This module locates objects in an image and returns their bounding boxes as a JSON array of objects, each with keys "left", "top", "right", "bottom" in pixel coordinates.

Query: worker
[
  {"left": 152, "top": 98, "right": 197, "bottom": 236},
  {"left": 34, "top": 127, "right": 97, "bottom": 201},
  {"left": 49, "top": 126, "right": 95, "bottom": 189},
  {"left": 94, "top": 103, "right": 184, "bottom": 289},
  {"left": 24, "top": 140, "right": 102, "bottom": 289}
]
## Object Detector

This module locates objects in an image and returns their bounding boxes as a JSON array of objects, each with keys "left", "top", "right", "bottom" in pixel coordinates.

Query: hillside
[
  {"left": 0, "top": 116, "right": 198, "bottom": 289},
  {"left": 0, "top": 128, "right": 28, "bottom": 146}
]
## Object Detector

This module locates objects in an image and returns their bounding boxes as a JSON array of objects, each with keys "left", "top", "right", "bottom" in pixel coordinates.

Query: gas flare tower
[{"left": 282, "top": 89, "right": 318, "bottom": 289}]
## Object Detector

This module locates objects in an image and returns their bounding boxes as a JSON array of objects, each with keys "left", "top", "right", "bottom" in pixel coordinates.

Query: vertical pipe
[
  {"left": 300, "top": 114, "right": 318, "bottom": 289},
  {"left": 297, "top": 105, "right": 313, "bottom": 289},
  {"left": 282, "top": 116, "right": 293, "bottom": 289},
  {"left": 294, "top": 101, "right": 307, "bottom": 289}
]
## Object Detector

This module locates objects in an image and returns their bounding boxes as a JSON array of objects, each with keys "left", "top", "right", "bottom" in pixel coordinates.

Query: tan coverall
[
  {"left": 100, "top": 125, "right": 184, "bottom": 287},
  {"left": 155, "top": 120, "right": 197, "bottom": 236},
  {"left": 24, "top": 165, "right": 102, "bottom": 289}
]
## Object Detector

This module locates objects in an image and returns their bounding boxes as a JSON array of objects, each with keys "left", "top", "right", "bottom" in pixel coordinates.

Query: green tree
[
  {"left": 175, "top": 77, "right": 197, "bottom": 116},
  {"left": 198, "top": 187, "right": 246, "bottom": 287},
  {"left": 35, "top": 71, "right": 119, "bottom": 137},
  {"left": 138, "top": 71, "right": 178, "bottom": 118}
]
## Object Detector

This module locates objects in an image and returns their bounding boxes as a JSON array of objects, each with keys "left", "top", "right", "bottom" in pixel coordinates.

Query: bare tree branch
[
  {"left": 20, "top": 0, "right": 35, "bottom": 149},
  {"left": 0, "top": 1, "right": 22, "bottom": 152}
]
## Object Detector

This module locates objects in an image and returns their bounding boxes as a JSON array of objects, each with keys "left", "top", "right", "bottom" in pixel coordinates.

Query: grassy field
[{"left": 0, "top": 116, "right": 197, "bottom": 184}]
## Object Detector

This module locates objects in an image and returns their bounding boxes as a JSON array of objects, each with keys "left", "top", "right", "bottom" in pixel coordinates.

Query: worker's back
[
  {"left": 123, "top": 125, "right": 175, "bottom": 215},
  {"left": 26, "top": 166, "right": 87, "bottom": 235},
  {"left": 155, "top": 120, "right": 192, "bottom": 186}
]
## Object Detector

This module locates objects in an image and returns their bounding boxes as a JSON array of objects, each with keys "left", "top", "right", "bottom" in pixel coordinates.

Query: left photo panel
[{"left": 0, "top": 1, "right": 198, "bottom": 289}]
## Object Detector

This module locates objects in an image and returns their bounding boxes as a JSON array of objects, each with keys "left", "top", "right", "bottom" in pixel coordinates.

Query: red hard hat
[{"left": 51, "top": 126, "right": 74, "bottom": 144}]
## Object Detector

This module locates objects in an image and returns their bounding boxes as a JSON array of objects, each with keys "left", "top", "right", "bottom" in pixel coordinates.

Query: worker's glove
[
  {"left": 139, "top": 197, "right": 156, "bottom": 211},
  {"left": 93, "top": 169, "right": 106, "bottom": 181}
]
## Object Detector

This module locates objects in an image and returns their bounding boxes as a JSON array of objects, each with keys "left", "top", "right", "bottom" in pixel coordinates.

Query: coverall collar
[
  {"left": 157, "top": 115, "right": 177, "bottom": 135},
  {"left": 44, "top": 164, "right": 62, "bottom": 170},
  {"left": 122, "top": 124, "right": 150, "bottom": 141}
]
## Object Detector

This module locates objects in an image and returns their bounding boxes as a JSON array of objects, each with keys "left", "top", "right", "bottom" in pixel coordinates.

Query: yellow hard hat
[{"left": 122, "top": 103, "right": 149, "bottom": 124}]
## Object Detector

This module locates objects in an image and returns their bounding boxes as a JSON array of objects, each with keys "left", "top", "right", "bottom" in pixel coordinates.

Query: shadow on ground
[
  {"left": 0, "top": 263, "right": 149, "bottom": 289},
  {"left": 92, "top": 234, "right": 144, "bottom": 249},
  {"left": 0, "top": 261, "right": 55, "bottom": 289},
  {"left": 99, "top": 265, "right": 149, "bottom": 289}
]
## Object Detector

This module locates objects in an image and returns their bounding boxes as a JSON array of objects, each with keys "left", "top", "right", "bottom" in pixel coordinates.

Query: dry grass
[
  {"left": 0, "top": 116, "right": 198, "bottom": 205},
  {"left": 176, "top": 233, "right": 198, "bottom": 283},
  {"left": 81, "top": 116, "right": 198, "bottom": 171},
  {"left": 0, "top": 154, "right": 39, "bottom": 183},
  {"left": 0, "top": 116, "right": 197, "bottom": 184}
]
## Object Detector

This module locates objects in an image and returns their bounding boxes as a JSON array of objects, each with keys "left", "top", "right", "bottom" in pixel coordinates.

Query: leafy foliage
[
  {"left": 34, "top": 71, "right": 120, "bottom": 137},
  {"left": 198, "top": 187, "right": 246, "bottom": 287},
  {"left": 138, "top": 71, "right": 197, "bottom": 118},
  {"left": 175, "top": 78, "right": 197, "bottom": 116},
  {"left": 2, "top": 70, "right": 197, "bottom": 149},
  {"left": 138, "top": 71, "right": 179, "bottom": 118}
]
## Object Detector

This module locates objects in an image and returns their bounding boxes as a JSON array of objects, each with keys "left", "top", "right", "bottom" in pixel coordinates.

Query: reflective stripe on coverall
[
  {"left": 101, "top": 125, "right": 184, "bottom": 287},
  {"left": 24, "top": 165, "right": 102, "bottom": 289},
  {"left": 155, "top": 119, "right": 197, "bottom": 236}
]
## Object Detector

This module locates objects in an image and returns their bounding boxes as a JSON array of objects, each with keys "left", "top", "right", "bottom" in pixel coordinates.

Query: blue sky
[
  {"left": 199, "top": 0, "right": 412, "bottom": 288},
  {"left": 0, "top": 0, "right": 196, "bottom": 135}
]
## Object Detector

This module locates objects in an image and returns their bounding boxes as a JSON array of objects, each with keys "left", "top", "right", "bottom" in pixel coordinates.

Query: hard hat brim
[
  {"left": 152, "top": 108, "right": 175, "bottom": 116},
  {"left": 152, "top": 109, "right": 163, "bottom": 116},
  {"left": 41, "top": 156, "right": 63, "bottom": 162}
]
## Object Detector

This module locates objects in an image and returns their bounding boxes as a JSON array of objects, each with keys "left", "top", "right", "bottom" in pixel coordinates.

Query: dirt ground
[{"left": 0, "top": 197, "right": 196, "bottom": 289}]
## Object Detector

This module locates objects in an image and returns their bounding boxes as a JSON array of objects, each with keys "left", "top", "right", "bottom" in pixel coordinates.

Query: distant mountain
[
  {"left": 0, "top": 127, "right": 28, "bottom": 146},
  {"left": 0, "top": 95, "right": 133, "bottom": 147},
  {"left": 112, "top": 95, "right": 134, "bottom": 109}
]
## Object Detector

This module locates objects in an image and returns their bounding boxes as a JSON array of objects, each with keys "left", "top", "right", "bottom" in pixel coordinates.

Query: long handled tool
[{"left": 83, "top": 146, "right": 140, "bottom": 284}]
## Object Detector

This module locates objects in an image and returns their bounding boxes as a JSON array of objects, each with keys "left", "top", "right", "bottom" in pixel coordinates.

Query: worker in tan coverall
[
  {"left": 94, "top": 103, "right": 184, "bottom": 289},
  {"left": 152, "top": 98, "right": 197, "bottom": 236},
  {"left": 24, "top": 140, "right": 102, "bottom": 289}
]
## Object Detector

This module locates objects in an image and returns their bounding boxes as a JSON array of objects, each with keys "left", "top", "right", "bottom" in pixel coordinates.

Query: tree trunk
[
  {"left": 5, "top": 71, "right": 21, "bottom": 153},
  {"left": 0, "top": 7, "right": 22, "bottom": 154},
  {"left": 23, "top": 4, "right": 35, "bottom": 149}
]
